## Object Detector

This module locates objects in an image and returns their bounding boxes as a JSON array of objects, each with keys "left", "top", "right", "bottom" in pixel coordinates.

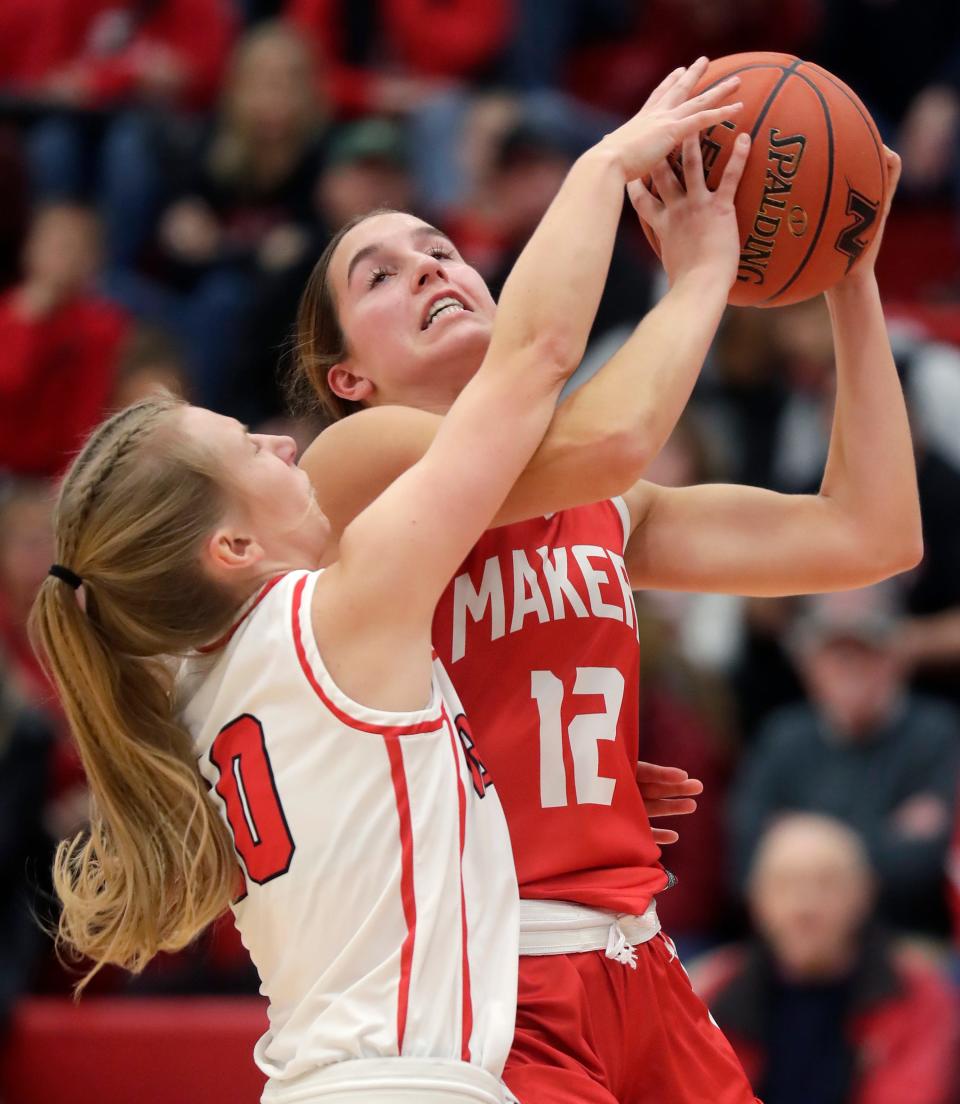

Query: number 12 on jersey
[{"left": 531, "top": 667, "right": 625, "bottom": 808}]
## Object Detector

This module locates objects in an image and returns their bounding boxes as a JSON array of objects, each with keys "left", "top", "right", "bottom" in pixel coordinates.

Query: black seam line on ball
[
  {"left": 761, "top": 66, "right": 835, "bottom": 304},
  {"left": 696, "top": 61, "right": 800, "bottom": 138},
  {"left": 747, "top": 58, "right": 802, "bottom": 143},
  {"left": 801, "top": 62, "right": 886, "bottom": 199}
]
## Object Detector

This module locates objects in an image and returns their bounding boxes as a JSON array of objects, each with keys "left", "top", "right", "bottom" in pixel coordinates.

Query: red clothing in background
[
  {"left": 0, "top": 290, "right": 128, "bottom": 477},
  {"left": 0, "top": 0, "right": 234, "bottom": 111},
  {"left": 565, "top": 0, "right": 820, "bottom": 119},
  {"left": 640, "top": 687, "right": 731, "bottom": 941},
  {"left": 697, "top": 940, "right": 960, "bottom": 1104},
  {"left": 287, "top": 0, "right": 510, "bottom": 115}
]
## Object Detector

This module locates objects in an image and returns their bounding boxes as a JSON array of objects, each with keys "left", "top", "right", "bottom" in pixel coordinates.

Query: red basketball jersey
[{"left": 432, "top": 499, "right": 667, "bottom": 913}]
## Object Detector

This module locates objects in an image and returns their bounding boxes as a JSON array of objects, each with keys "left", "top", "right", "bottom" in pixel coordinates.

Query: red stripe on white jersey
[
  {"left": 383, "top": 738, "right": 417, "bottom": 1052},
  {"left": 442, "top": 705, "right": 473, "bottom": 1062},
  {"left": 291, "top": 574, "right": 446, "bottom": 738},
  {"left": 198, "top": 573, "right": 287, "bottom": 654}
]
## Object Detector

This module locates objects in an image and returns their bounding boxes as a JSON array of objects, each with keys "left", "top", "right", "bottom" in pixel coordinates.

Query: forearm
[
  {"left": 819, "top": 274, "right": 922, "bottom": 572},
  {"left": 552, "top": 267, "right": 729, "bottom": 472},
  {"left": 485, "top": 146, "right": 625, "bottom": 373},
  {"left": 900, "top": 609, "right": 960, "bottom": 667}
]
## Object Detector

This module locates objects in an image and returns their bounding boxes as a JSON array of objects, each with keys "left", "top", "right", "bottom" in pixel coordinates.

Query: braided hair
[{"left": 30, "top": 396, "right": 240, "bottom": 991}]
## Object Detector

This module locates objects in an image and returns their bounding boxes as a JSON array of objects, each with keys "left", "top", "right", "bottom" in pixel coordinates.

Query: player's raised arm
[{"left": 621, "top": 148, "right": 923, "bottom": 596}]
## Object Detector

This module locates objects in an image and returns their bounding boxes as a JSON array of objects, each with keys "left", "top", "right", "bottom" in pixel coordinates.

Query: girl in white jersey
[{"left": 31, "top": 67, "right": 744, "bottom": 1104}]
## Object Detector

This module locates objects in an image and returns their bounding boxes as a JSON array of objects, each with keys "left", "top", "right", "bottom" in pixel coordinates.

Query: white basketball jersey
[{"left": 178, "top": 570, "right": 519, "bottom": 1101}]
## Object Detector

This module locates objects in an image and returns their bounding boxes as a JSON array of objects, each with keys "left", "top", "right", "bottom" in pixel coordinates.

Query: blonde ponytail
[{"left": 30, "top": 397, "right": 241, "bottom": 991}]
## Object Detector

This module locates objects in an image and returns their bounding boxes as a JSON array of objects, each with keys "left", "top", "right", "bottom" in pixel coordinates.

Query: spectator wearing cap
[
  {"left": 730, "top": 588, "right": 960, "bottom": 937},
  {"left": 316, "top": 117, "right": 416, "bottom": 231},
  {"left": 695, "top": 814, "right": 960, "bottom": 1104}
]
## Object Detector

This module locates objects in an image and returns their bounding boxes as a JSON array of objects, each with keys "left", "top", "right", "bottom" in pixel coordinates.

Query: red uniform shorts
[{"left": 503, "top": 933, "right": 760, "bottom": 1104}]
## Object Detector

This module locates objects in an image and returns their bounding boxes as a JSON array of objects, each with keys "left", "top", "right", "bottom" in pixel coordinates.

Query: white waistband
[
  {"left": 262, "top": 1058, "right": 512, "bottom": 1104},
  {"left": 518, "top": 899, "right": 660, "bottom": 965}
]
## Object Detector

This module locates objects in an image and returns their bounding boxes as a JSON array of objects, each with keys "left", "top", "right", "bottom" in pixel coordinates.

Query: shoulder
[
  {"left": 619, "top": 479, "right": 659, "bottom": 533},
  {"left": 886, "top": 942, "right": 959, "bottom": 1014},
  {"left": 300, "top": 405, "right": 437, "bottom": 475},
  {"left": 904, "top": 693, "right": 960, "bottom": 736},
  {"left": 299, "top": 405, "right": 441, "bottom": 531},
  {"left": 752, "top": 702, "right": 820, "bottom": 753}
]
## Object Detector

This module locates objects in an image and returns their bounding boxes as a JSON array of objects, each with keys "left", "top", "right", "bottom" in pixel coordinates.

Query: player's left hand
[
  {"left": 635, "top": 761, "right": 702, "bottom": 846},
  {"left": 840, "top": 145, "right": 901, "bottom": 282}
]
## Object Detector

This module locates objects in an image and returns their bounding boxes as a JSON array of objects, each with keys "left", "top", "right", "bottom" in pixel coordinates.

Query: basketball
[{"left": 641, "top": 52, "right": 887, "bottom": 307}]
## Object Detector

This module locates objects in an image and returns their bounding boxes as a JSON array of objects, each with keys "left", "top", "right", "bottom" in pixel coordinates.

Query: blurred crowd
[{"left": 3, "top": 2, "right": 960, "bottom": 1102}]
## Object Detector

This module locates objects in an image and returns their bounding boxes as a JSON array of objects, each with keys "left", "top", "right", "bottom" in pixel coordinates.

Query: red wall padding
[{"left": 1, "top": 997, "right": 268, "bottom": 1104}]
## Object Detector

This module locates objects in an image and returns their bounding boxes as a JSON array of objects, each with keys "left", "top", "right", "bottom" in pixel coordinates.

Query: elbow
[
  {"left": 881, "top": 510, "right": 925, "bottom": 577},
  {"left": 529, "top": 329, "right": 587, "bottom": 388},
  {"left": 853, "top": 523, "right": 924, "bottom": 584},
  {"left": 892, "top": 526, "right": 925, "bottom": 574},
  {"left": 601, "top": 423, "right": 654, "bottom": 490}
]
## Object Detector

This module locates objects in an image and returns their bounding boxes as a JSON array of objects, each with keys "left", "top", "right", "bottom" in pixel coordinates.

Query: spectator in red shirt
[
  {"left": 286, "top": 0, "right": 523, "bottom": 213},
  {"left": 0, "top": 0, "right": 233, "bottom": 112},
  {"left": 1, "top": 0, "right": 236, "bottom": 271},
  {"left": 0, "top": 204, "right": 129, "bottom": 477},
  {"left": 285, "top": 0, "right": 510, "bottom": 118},
  {"left": 694, "top": 814, "right": 960, "bottom": 1104}
]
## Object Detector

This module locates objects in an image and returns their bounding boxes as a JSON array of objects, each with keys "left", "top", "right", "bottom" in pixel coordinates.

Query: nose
[
  {"left": 411, "top": 254, "right": 447, "bottom": 291},
  {"left": 259, "top": 434, "right": 298, "bottom": 464}
]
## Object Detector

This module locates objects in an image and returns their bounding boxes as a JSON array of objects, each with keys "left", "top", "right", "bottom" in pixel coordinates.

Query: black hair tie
[{"left": 49, "top": 564, "right": 83, "bottom": 590}]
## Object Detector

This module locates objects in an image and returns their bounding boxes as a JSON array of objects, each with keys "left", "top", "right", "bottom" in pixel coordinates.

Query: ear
[
  {"left": 205, "top": 525, "right": 265, "bottom": 578},
  {"left": 328, "top": 363, "right": 374, "bottom": 404}
]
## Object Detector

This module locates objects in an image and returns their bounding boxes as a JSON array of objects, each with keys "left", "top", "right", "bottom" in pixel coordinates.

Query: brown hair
[
  {"left": 289, "top": 208, "right": 399, "bottom": 422},
  {"left": 30, "top": 396, "right": 241, "bottom": 992}
]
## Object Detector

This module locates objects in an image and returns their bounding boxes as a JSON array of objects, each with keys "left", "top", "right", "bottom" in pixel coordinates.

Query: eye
[
  {"left": 367, "top": 266, "right": 392, "bottom": 289},
  {"left": 428, "top": 243, "right": 454, "bottom": 261}
]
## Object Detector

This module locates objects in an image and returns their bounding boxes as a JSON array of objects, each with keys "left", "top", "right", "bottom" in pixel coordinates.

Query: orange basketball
[{"left": 641, "top": 53, "right": 887, "bottom": 307}]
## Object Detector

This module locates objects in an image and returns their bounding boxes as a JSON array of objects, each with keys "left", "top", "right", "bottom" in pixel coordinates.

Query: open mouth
[{"left": 422, "top": 295, "right": 471, "bottom": 330}]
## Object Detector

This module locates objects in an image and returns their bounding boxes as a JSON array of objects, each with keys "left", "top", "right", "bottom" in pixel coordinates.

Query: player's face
[
  {"left": 183, "top": 407, "right": 330, "bottom": 566},
  {"left": 329, "top": 212, "right": 497, "bottom": 413}
]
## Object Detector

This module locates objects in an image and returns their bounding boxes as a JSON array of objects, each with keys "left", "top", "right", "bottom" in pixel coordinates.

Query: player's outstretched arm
[{"left": 621, "top": 148, "right": 923, "bottom": 597}]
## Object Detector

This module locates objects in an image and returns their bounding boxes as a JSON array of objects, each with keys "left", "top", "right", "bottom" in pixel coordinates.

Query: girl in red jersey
[{"left": 292, "top": 64, "right": 919, "bottom": 1104}]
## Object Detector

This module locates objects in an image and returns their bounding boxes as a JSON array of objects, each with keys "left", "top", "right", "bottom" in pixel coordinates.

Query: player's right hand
[{"left": 597, "top": 58, "right": 742, "bottom": 182}]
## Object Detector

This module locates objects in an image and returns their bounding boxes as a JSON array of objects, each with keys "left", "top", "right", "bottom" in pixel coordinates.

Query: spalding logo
[
  {"left": 835, "top": 184, "right": 880, "bottom": 272},
  {"left": 738, "top": 129, "right": 808, "bottom": 286},
  {"left": 788, "top": 206, "right": 808, "bottom": 236}
]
